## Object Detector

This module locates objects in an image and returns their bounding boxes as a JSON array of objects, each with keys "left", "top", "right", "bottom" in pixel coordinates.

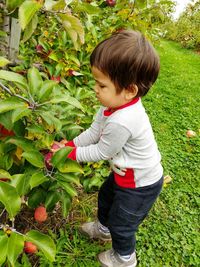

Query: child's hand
[
  {"left": 109, "top": 160, "right": 127, "bottom": 176},
  {"left": 51, "top": 139, "right": 68, "bottom": 153}
]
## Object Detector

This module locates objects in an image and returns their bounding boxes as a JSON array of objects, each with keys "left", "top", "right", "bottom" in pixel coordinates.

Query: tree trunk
[
  {"left": 0, "top": 2, "right": 21, "bottom": 63},
  {"left": 9, "top": 18, "right": 21, "bottom": 62}
]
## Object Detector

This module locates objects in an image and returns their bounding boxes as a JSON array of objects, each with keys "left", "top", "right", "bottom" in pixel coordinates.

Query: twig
[
  {"left": 0, "top": 81, "right": 30, "bottom": 104},
  {"left": 0, "top": 208, "right": 6, "bottom": 218}
]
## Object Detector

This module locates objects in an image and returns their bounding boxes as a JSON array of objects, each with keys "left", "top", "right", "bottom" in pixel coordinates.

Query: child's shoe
[
  {"left": 79, "top": 221, "right": 111, "bottom": 242},
  {"left": 98, "top": 249, "right": 137, "bottom": 267}
]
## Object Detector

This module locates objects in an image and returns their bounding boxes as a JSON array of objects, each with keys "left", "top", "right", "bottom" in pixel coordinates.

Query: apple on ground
[
  {"left": 186, "top": 130, "right": 196, "bottom": 137},
  {"left": 24, "top": 241, "right": 37, "bottom": 254}
]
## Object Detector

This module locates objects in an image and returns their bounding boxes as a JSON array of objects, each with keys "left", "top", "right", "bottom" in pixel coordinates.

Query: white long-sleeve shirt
[{"left": 73, "top": 98, "right": 163, "bottom": 188}]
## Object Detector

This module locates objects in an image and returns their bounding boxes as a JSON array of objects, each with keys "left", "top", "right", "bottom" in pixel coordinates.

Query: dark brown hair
[{"left": 90, "top": 30, "right": 160, "bottom": 97}]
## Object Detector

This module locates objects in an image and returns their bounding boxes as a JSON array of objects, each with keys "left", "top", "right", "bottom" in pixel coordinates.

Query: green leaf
[
  {"left": 51, "top": 147, "right": 72, "bottom": 167},
  {"left": 0, "top": 169, "right": 12, "bottom": 179},
  {"left": 38, "top": 80, "right": 56, "bottom": 102},
  {"left": 0, "top": 234, "right": 8, "bottom": 265},
  {"left": 0, "top": 111, "right": 13, "bottom": 130},
  {"left": 25, "top": 230, "right": 56, "bottom": 262},
  {"left": 0, "top": 97, "right": 27, "bottom": 114},
  {"left": 22, "top": 151, "right": 44, "bottom": 168},
  {"left": 30, "top": 171, "right": 49, "bottom": 189},
  {"left": 56, "top": 173, "right": 81, "bottom": 186},
  {"left": 11, "top": 174, "right": 31, "bottom": 196},
  {"left": 58, "top": 180, "right": 77, "bottom": 197},
  {"left": 0, "top": 57, "right": 10, "bottom": 67},
  {"left": 0, "top": 182, "right": 21, "bottom": 219},
  {"left": 7, "top": 232, "right": 24, "bottom": 266},
  {"left": 61, "top": 191, "right": 71, "bottom": 218},
  {"left": 50, "top": 94, "right": 84, "bottom": 111},
  {"left": 135, "top": 0, "right": 147, "bottom": 9},
  {"left": 19, "top": 0, "right": 42, "bottom": 30},
  {"left": 26, "top": 124, "right": 45, "bottom": 134},
  {"left": 0, "top": 154, "right": 13, "bottom": 171},
  {"left": 6, "top": 136, "right": 36, "bottom": 151},
  {"left": 23, "top": 13, "right": 38, "bottom": 42},
  {"left": 57, "top": 159, "right": 83, "bottom": 173},
  {"left": 40, "top": 111, "right": 62, "bottom": 131},
  {"left": 27, "top": 67, "right": 43, "bottom": 97},
  {"left": 12, "top": 106, "right": 32, "bottom": 123},
  {"left": 59, "top": 14, "right": 84, "bottom": 49},
  {"left": 28, "top": 187, "right": 47, "bottom": 208},
  {"left": 74, "top": 2, "right": 101, "bottom": 14},
  {"left": 0, "top": 70, "right": 28, "bottom": 89},
  {"left": 6, "top": 0, "right": 24, "bottom": 11},
  {"left": 45, "top": 191, "right": 60, "bottom": 211}
]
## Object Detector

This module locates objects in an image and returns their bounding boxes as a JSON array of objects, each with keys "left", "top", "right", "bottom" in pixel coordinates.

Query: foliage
[
  {"left": 163, "top": 1, "right": 200, "bottom": 50},
  {"left": 0, "top": 67, "right": 84, "bottom": 264},
  {"left": 0, "top": 0, "right": 183, "bottom": 265},
  {"left": 36, "top": 40, "right": 200, "bottom": 267}
]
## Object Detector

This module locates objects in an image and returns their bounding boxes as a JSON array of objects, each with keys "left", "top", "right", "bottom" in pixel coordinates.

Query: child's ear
[{"left": 125, "top": 84, "right": 138, "bottom": 100}]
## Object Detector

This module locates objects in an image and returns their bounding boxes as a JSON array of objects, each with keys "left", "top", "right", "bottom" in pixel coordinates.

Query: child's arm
[
  {"left": 73, "top": 107, "right": 103, "bottom": 147},
  {"left": 72, "top": 122, "right": 131, "bottom": 162}
]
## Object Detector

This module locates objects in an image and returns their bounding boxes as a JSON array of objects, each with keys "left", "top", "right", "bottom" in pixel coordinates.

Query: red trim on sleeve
[
  {"left": 114, "top": 168, "right": 136, "bottom": 188},
  {"left": 67, "top": 148, "right": 77, "bottom": 161},
  {"left": 65, "top": 140, "right": 76, "bottom": 147}
]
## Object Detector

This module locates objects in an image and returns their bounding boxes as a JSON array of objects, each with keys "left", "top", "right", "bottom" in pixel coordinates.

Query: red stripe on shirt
[{"left": 114, "top": 168, "right": 136, "bottom": 188}]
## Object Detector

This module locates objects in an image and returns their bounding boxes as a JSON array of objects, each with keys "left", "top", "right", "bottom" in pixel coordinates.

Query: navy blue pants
[{"left": 98, "top": 172, "right": 163, "bottom": 255}]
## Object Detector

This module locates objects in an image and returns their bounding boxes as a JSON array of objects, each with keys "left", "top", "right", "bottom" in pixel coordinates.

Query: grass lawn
[{"left": 38, "top": 40, "right": 200, "bottom": 267}]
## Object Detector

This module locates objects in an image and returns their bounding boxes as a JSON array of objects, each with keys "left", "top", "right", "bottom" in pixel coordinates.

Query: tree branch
[{"left": 0, "top": 81, "right": 30, "bottom": 104}]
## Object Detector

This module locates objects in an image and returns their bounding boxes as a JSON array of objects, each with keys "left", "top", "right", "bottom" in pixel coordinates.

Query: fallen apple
[{"left": 186, "top": 130, "right": 196, "bottom": 138}]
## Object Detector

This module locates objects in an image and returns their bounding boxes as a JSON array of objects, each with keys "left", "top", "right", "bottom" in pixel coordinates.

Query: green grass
[{"left": 38, "top": 40, "right": 200, "bottom": 267}]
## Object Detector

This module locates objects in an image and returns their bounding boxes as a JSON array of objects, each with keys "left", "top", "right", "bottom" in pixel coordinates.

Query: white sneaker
[
  {"left": 79, "top": 221, "right": 111, "bottom": 242},
  {"left": 98, "top": 249, "right": 137, "bottom": 267}
]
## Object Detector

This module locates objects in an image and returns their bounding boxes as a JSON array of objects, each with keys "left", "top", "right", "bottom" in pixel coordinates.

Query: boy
[{"left": 55, "top": 30, "right": 163, "bottom": 267}]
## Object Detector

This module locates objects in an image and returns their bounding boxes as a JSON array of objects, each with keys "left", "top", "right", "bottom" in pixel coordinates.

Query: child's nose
[{"left": 94, "top": 85, "right": 99, "bottom": 93}]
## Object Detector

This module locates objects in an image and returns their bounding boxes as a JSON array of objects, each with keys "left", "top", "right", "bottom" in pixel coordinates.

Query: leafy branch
[{"left": 0, "top": 81, "right": 30, "bottom": 104}]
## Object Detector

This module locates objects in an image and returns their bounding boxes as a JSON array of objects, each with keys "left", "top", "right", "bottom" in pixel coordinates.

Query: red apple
[
  {"left": 24, "top": 241, "right": 37, "bottom": 254},
  {"left": 0, "top": 178, "right": 10, "bottom": 182},
  {"left": 34, "top": 206, "right": 48, "bottom": 223},
  {"left": 186, "top": 130, "right": 196, "bottom": 138},
  {"left": 35, "top": 45, "right": 44, "bottom": 53},
  {"left": 51, "top": 143, "right": 60, "bottom": 150},
  {"left": 106, "top": 0, "right": 116, "bottom": 7},
  {"left": 68, "top": 69, "right": 74, "bottom": 77},
  {"left": 51, "top": 76, "right": 61, "bottom": 83},
  {"left": 44, "top": 152, "right": 53, "bottom": 170},
  {"left": 0, "top": 124, "right": 15, "bottom": 137}
]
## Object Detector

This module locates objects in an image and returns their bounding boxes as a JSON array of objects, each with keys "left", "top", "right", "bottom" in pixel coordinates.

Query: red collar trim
[{"left": 103, "top": 97, "right": 140, "bottom": 116}]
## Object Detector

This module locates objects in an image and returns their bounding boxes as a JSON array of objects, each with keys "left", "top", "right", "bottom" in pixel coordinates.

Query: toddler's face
[{"left": 92, "top": 67, "right": 128, "bottom": 109}]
